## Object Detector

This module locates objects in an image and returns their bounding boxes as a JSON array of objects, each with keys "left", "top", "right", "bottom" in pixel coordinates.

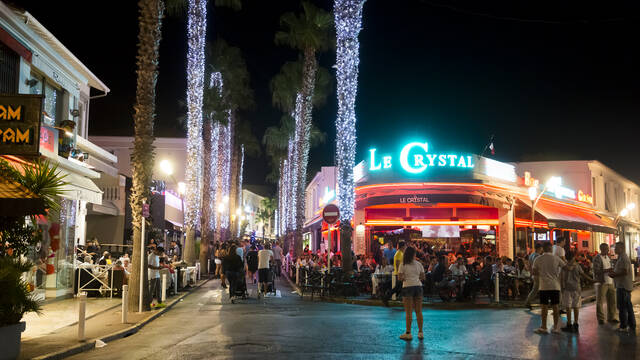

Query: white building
[
  {"left": 90, "top": 136, "right": 187, "bottom": 245},
  {"left": 515, "top": 160, "right": 640, "bottom": 257},
  {"left": 303, "top": 167, "right": 337, "bottom": 253},
  {"left": 0, "top": 2, "right": 113, "bottom": 299}
]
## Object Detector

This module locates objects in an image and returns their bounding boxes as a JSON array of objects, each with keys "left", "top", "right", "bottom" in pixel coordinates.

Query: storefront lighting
[
  {"left": 621, "top": 209, "right": 629, "bottom": 217},
  {"left": 528, "top": 186, "right": 537, "bottom": 201},
  {"left": 628, "top": 203, "right": 636, "bottom": 210},
  {"left": 178, "top": 182, "right": 186, "bottom": 195},
  {"left": 245, "top": 205, "right": 251, "bottom": 213},
  {"left": 159, "top": 159, "right": 174, "bottom": 175}
]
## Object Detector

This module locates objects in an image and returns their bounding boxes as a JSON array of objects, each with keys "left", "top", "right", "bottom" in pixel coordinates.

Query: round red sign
[{"left": 322, "top": 204, "right": 340, "bottom": 225}]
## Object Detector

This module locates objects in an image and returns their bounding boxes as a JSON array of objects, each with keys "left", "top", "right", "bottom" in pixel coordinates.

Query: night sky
[{"left": 12, "top": 1, "right": 640, "bottom": 192}]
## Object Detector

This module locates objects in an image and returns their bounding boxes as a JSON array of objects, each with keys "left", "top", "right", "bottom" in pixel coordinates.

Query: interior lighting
[
  {"left": 178, "top": 182, "right": 186, "bottom": 194},
  {"left": 160, "top": 159, "right": 173, "bottom": 175}
]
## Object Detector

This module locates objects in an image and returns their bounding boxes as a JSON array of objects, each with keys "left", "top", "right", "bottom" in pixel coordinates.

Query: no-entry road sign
[{"left": 322, "top": 204, "right": 340, "bottom": 224}]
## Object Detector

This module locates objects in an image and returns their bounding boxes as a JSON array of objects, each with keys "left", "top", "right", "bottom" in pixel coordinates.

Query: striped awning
[{"left": 0, "top": 178, "right": 45, "bottom": 216}]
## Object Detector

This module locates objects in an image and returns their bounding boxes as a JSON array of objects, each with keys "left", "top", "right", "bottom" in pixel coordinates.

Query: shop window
[
  {"left": 0, "top": 42, "right": 18, "bottom": 94},
  {"left": 28, "top": 72, "right": 63, "bottom": 126}
]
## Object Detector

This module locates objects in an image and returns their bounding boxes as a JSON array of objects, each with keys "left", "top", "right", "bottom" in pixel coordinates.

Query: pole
[
  {"left": 531, "top": 201, "right": 536, "bottom": 251},
  {"left": 161, "top": 274, "right": 167, "bottom": 303},
  {"left": 327, "top": 225, "right": 332, "bottom": 270},
  {"left": 494, "top": 274, "right": 500, "bottom": 302},
  {"left": 139, "top": 207, "right": 146, "bottom": 313},
  {"left": 122, "top": 285, "right": 128, "bottom": 323},
  {"left": 78, "top": 292, "right": 87, "bottom": 340}
]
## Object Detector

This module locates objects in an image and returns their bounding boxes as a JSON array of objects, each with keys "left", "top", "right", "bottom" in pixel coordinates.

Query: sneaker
[
  {"left": 534, "top": 328, "right": 549, "bottom": 334},
  {"left": 417, "top": 332, "right": 424, "bottom": 340},
  {"left": 551, "top": 326, "right": 562, "bottom": 334},
  {"left": 616, "top": 327, "right": 628, "bottom": 334},
  {"left": 561, "top": 325, "right": 573, "bottom": 333},
  {"left": 399, "top": 333, "right": 412, "bottom": 341},
  {"left": 573, "top": 323, "right": 579, "bottom": 333}
]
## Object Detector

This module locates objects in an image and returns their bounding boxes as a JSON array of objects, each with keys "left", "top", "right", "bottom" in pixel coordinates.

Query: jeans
[
  {"left": 225, "top": 271, "right": 240, "bottom": 297},
  {"left": 149, "top": 277, "right": 160, "bottom": 301},
  {"left": 616, "top": 287, "right": 636, "bottom": 330},
  {"left": 275, "top": 259, "right": 282, "bottom": 277}
]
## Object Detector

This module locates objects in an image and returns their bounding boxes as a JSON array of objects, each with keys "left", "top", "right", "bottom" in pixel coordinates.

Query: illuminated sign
[
  {"left": 318, "top": 186, "right": 335, "bottom": 207},
  {"left": 524, "top": 172, "right": 539, "bottom": 187},
  {"left": 368, "top": 141, "right": 474, "bottom": 174},
  {"left": 577, "top": 190, "right": 593, "bottom": 204},
  {"left": 0, "top": 94, "right": 42, "bottom": 156},
  {"left": 483, "top": 158, "right": 516, "bottom": 182}
]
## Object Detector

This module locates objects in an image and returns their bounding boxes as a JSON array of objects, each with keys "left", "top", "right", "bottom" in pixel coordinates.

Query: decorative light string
[
  {"left": 184, "top": 0, "right": 207, "bottom": 229},
  {"left": 237, "top": 144, "right": 244, "bottom": 237},
  {"left": 334, "top": 0, "right": 364, "bottom": 222}
]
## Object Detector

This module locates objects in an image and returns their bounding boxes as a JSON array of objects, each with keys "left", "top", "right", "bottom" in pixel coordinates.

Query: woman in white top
[{"left": 397, "top": 246, "right": 425, "bottom": 341}]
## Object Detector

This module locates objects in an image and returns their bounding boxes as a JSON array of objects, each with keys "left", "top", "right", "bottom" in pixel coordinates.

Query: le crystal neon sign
[{"left": 369, "top": 141, "right": 474, "bottom": 174}]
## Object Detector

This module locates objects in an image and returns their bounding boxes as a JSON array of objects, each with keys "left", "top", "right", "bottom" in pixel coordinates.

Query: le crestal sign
[
  {"left": 368, "top": 141, "right": 474, "bottom": 174},
  {"left": 0, "top": 94, "right": 43, "bottom": 156}
]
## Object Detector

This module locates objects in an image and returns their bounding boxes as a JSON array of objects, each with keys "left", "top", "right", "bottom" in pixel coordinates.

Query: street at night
[
  {"left": 64, "top": 279, "right": 640, "bottom": 360},
  {"left": 2, "top": 1, "right": 640, "bottom": 359}
]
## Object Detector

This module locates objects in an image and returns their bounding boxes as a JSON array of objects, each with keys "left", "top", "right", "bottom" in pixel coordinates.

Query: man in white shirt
[
  {"left": 449, "top": 257, "right": 468, "bottom": 296},
  {"left": 552, "top": 237, "right": 566, "bottom": 261},
  {"left": 593, "top": 243, "right": 618, "bottom": 324},
  {"left": 148, "top": 246, "right": 164, "bottom": 306},
  {"left": 257, "top": 243, "right": 274, "bottom": 295},
  {"left": 532, "top": 243, "right": 566, "bottom": 334}
]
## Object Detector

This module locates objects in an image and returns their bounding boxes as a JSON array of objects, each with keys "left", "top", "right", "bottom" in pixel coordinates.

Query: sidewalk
[{"left": 20, "top": 278, "right": 210, "bottom": 360}]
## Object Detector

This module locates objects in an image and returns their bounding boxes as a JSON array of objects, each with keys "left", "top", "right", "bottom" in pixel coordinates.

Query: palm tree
[
  {"left": 198, "top": 39, "right": 253, "bottom": 260},
  {"left": 256, "top": 197, "right": 277, "bottom": 239},
  {"left": 333, "top": 0, "right": 365, "bottom": 273},
  {"left": 129, "top": 0, "right": 165, "bottom": 312},
  {"left": 275, "top": 1, "right": 332, "bottom": 259},
  {"left": 182, "top": 0, "right": 242, "bottom": 265}
]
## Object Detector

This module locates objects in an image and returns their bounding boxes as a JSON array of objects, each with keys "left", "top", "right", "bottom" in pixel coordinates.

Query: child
[{"left": 561, "top": 252, "right": 593, "bottom": 333}]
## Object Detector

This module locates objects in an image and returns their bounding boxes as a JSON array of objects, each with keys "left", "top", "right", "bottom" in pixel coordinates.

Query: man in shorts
[
  {"left": 257, "top": 243, "right": 273, "bottom": 296},
  {"left": 532, "top": 242, "right": 566, "bottom": 334}
]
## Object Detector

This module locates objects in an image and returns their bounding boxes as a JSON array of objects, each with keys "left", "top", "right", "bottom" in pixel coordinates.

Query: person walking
[
  {"left": 272, "top": 241, "right": 283, "bottom": 278},
  {"left": 525, "top": 243, "right": 544, "bottom": 308},
  {"left": 246, "top": 245, "right": 259, "bottom": 284},
  {"left": 217, "top": 243, "right": 229, "bottom": 288},
  {"left": 223, "top": 244, "right": 244, "bottom": 300},
  {"left": 608, "top": 241, "right": 636, "bottom": 333},
  {"left": 560, "top": 252, "right": 593, "bottom": 333},
  {"left": 532, "top": 242, "right": 566, "bottom": 334},
  {"left": 257, "top": 243, "right": 274, "bottom": 297},
  {"left": 592, "top": 243, "right": 618, "bottom": 325},
  {"left": 397, "top": 246, "right": 425, "bottom": 340},
  {"left": 382, "top": 241, "right": 406, "bottom": 306}
]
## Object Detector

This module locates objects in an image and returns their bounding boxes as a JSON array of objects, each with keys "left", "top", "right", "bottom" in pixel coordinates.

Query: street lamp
[
  {"left": 615, "top": 203, "right": 636, "bottom": 248},
  {"left": 528, "top": 176, "right": 562, "bottom": 249}
]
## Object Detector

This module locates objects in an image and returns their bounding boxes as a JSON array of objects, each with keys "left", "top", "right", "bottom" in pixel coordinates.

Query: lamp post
[
  {"left": 528, "top": 177, "right": 562, "bottom": 250},
  {"left": 615, "top": 203, "right": 636, "bottom": 253}
]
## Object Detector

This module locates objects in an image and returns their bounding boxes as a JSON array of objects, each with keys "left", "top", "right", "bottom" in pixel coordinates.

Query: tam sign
[
  {"left": 0, "top": 94, "right": 42, "bottom": 156},
  {"left": 369, "top": 141, "right": 474, "bottom": 174}
]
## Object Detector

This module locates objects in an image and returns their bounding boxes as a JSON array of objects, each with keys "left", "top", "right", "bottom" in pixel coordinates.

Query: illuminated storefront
[{"left": 351, "top": 139, "right": 617, "bottom": 258}]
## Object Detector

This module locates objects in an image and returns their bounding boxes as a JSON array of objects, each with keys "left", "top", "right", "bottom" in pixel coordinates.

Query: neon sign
[
  {"left": 368, "top": 141, "right": 474, "bottom": 174},
  {"left": 577, "top": 190, "right": 593, "bottom": 204}
]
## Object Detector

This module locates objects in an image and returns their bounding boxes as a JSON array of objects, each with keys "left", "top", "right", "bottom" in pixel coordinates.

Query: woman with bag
[
  {"left": 215, "top": 243, "right": 228, "bottom": 288},
  {"left": 397, "top": 246, "right": 425, "bottom": 341}
]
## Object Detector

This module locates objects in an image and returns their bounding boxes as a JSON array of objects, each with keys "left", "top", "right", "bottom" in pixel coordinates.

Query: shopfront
[
  {"left": 351, "top": 139, "right": 618, "bottom": 258},
  {"left": 354, "top": 140, "right": 519, "bottom": 258}
]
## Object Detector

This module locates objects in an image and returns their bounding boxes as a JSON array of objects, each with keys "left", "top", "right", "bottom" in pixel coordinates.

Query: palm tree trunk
[
  {"left": 334, "top": 0, "right": 364, "bottom": 274},
  {"left": 229, "top": 138, "right": 239, "bottom": 239},
  {"left": 293, "top": 48, "right": 318, "bottom": 259},
  {"left": 199, "top": 119, "right": 214, "bottom": 274},
  {"left": 184, "top": 0, "right": 208, "bottom": 265},
  {"left": 129, "top": 0, "right": 164, "bottom": 311}
]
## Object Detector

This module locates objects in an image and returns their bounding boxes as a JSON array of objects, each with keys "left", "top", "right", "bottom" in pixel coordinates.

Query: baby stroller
[
  {"left": 231, "top": 271, "right": 248, "bottom": 303},
  {"left": 257, "top": 265, "right": 277, "bottom": 298}
]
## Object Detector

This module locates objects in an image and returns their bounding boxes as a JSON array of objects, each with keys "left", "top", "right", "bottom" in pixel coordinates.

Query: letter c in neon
[{"left": 400, "top": 142, "right": 429, "bottom": 174}]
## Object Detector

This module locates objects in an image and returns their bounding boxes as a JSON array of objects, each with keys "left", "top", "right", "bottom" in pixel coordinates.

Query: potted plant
[
  {"left": 0, "top": 159, "right": 67, "bottom": 359},
  {"left": 0, "top": 257, "right": 41, "bottom": 360}
]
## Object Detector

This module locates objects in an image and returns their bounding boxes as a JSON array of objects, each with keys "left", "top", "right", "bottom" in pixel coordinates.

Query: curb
[{"left": 32, "top": 278, "right": 212, "bottom": 360}]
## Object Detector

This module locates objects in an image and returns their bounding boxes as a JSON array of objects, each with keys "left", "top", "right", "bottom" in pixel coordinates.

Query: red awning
[{"left": 516, "top": 195, "right": 616, "bottom": 234}]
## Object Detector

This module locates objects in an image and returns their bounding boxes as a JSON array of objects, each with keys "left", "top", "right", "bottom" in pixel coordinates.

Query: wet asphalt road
[{"left": 68, "top": 278, "right": 640, "bottom": 360}]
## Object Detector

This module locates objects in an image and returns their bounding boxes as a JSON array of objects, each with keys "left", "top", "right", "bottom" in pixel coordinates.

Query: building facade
[
  {"left": 0, "top": 2, "right": 111, "bottom": 299},
  {"left": 515, "top": 160, "right": 640, "bottom": 258},
  {"left": 304, "top": 166, "right": 337, "bottom": 253},
  {"left": 90, "top": 137, "right": 186, "bottom": 248},
  {"left": 304, "top": 139, "right": 626, "bottom": 262}
]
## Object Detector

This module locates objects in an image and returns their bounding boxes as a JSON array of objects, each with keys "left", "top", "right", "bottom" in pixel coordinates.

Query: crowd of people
[{"left": 211, "top": 239, "right": 283, "bottom": 301}]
